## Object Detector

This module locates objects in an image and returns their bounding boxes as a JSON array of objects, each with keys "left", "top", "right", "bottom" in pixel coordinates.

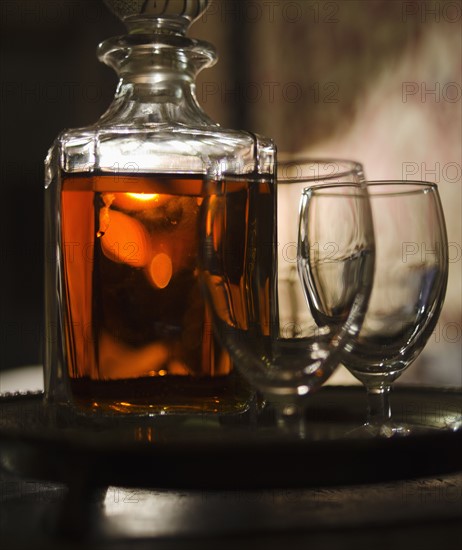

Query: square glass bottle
[{"left": 44, "top": 0, "right": 276, "bottom": 415}]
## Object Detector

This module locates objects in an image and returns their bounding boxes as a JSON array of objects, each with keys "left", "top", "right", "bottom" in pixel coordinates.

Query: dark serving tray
[{"left": 0, "top": 386, "right": 461, "bottom": 490}]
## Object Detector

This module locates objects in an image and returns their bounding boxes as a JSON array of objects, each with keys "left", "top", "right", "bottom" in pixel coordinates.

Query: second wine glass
[
  {"left": 199, "top": 160, "right": 374, "bottom": 433},
  {"left": 299, "top": 181, "right": 449, "bottom": 437}
]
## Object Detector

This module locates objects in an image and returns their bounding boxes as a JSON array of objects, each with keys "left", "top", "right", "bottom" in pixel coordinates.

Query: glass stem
[
  {"left": 274, "top": 402, "right": 306, "bottom": 439},
  {"left": 365, "top": 385, "right": 391, "bottom": 427}
]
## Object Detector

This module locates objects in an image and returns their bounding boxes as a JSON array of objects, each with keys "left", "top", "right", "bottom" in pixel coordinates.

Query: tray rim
[{"left": 0, "top": 386, "right": 461, "bottom": 490}]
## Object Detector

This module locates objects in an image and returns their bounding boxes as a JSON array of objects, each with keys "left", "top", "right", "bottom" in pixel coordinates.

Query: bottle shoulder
[{"left": 50, "top": 125, "right": 275, "bottom": 176}]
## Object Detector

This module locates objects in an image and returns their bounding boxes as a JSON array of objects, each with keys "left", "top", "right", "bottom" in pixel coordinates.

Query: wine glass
[
  {"left": 277, "top": 160, "right": 366, "bottom": 364},
  {"left": 277, "top": 157, "right": 365, "bottom": 182},
  {"left": 199, "top": 160, "right": 374, "bottom": 434},
  {"left": 299, "top": 181, "right": 449, "bottom": 437}
]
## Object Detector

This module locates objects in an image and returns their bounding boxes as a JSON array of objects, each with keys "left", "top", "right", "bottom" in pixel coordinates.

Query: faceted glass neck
[
  {"left": 99, "top": 33, "right": 216, "bottom": 79},
  {"left": 98, "top": 0, "right": 216, "bottom": 126},
  {"left": 97, "top": 33, "right": 217, "bottom": 126},
  {"left": 123, "top": 14, "right": 194, "bottom": 35}
]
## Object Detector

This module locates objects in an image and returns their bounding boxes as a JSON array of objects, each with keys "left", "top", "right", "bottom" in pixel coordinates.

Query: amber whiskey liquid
[{"left": 60, "top": 172, "right": 273, "bottom": 414}]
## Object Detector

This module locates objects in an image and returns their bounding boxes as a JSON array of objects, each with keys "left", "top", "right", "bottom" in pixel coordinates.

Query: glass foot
[
  {"left": 445, "top": 416, "right": 462, "bottom": 432},
  {"left": 368, "top": 423, "right": 411, "bottom": 438},
  {"left": 345, "top": 422, "right": 439, "bottom": 439}
]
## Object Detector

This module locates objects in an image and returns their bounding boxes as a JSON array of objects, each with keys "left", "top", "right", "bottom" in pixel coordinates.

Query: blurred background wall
[{"left": 1, "top": 0, "right": 460, "bottom": 385}]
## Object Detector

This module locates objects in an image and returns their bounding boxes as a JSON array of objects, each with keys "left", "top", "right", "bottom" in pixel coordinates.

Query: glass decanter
[{"left": 44, "top": 0, "right": 275, "bottom": 415}]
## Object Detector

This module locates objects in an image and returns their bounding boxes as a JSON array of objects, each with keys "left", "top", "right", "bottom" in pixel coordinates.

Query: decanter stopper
[{"left": 103, "top": 0, "right": 210, "bottom": 34}]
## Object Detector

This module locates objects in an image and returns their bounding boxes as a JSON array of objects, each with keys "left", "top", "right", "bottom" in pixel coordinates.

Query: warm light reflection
[
  {"left": 99, "top": 331, "right": 169, "bottom": 379},
  {"left": 148, "top": 252, "right": 173, "bottom": 289},
  {"left": 205, "top": 195, "right": 223, "bottom": 252},
  {"left": 100, "top": 209, "right": 151, "bottom": 268},
  {"left": 113, "top": 192, "right": 165, "bottom": 211},
  {"left": 128, "top": 193, "right": 158, "bottom": 201},
  {"left": 168, "top": 361, "right": 190, "bottom": 375},
  {"left": 61, "top": 191, "right": 98, "bottom": 378}
]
